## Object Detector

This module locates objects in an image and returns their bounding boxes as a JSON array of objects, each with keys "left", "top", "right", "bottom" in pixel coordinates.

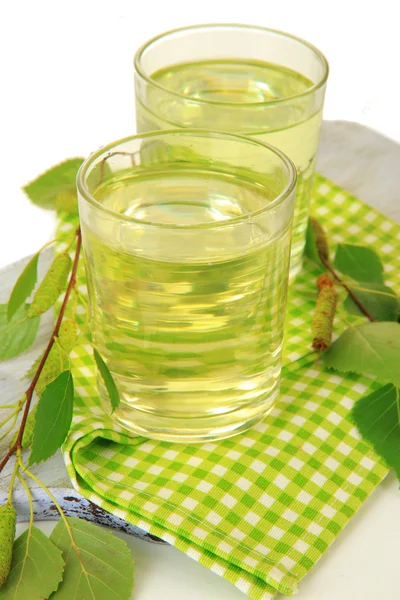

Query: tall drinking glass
[
  {"left": 77, "top": 130, "right": 296, "bottom": 442},
  {"left": 134, "top": 24, "right": 328, "bottom": 277}
]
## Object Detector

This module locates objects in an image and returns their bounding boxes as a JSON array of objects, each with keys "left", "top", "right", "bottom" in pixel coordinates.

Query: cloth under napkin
[{"left": 56, "top": 174, "right": 398, "bottom": 598}]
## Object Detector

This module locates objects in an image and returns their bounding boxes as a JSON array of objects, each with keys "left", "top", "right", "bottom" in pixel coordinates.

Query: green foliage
[
  {"left": 29, "top": 371, "right": 74, "bottom": 466},
  {"left": 0, "top": 305, "right": 39, "bottom": 362},
  {"left": 0, "top": 505, "right": 16, "bottom": 588},
  {"left": 55, "top": 190, "right": 78, "bottom": 213},
  {"left": 35, "top": 345, "right": 64, "bottom": 396},
  {"left": 10, "top": 406, "right": 36, "bottom": 450},
  {"left": 23, "top": 355, "right": 42, "bottom": 380},
  {"left": 344, "top": 282, "right": 400, "bottom": 321},
  {"left": 305, "top": 219, "right": 320, "bottom": 263},
  {"left": 0, "top": 526, "right": 64, "bottom": 599},
  {"left": 324, "top": 322, "right": 400, "bottom": 387},
  {"left": 2, "top": 154, "right": 400, "bottom": 600},
  {"left": 27, "top": 253, "right": 72, "bottom": 318},
  {"left": 7, "top": 253, "right": 39, "bottom": 322},
  {"left": 93, "top": 348, "right": 120, "bottom": 412},
  {"left": 24, "top": 320, "right": 77, "bottom": 391},
  {"left": 23, "top": 158, "right": 84, "bottom": 213},
  {"left": 58, "top": 318, "right": 78, "bottom": 352},
  {"left": 305, "top": 217, "right": 329, "bottom": 264},
  {"left": 351, "top": 385, "right": 400, "bottom": 479},
  {"left": 50, "top": 517, "right": 134, "bottom": 600},
  {"left": 334, "top": 244, "right": 384, "bottom": 283}
]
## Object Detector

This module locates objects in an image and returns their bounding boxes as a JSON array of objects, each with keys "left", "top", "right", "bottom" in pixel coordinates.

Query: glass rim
[
  {"left": 77, "top": 129, "right": 297, "bottom": 230},
  {"left": 134, "top": 23, "right": 329, "bottom": 108}
]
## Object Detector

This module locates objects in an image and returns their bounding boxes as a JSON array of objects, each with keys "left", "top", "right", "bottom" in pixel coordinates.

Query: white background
[
  {"left": 1, "top": 2, "right": 400, "bottom": 599},
  {"left": 0, "top": 0, "right": 399, "bottom": 267}
]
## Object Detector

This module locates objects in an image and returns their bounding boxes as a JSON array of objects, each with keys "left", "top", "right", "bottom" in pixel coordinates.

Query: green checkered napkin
[{"left": 57, "top": 174, "right": 399, "bottom": 599}]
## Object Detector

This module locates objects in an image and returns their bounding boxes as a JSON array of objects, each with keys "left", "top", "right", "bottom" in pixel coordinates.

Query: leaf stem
[
  {"left": 76, "top": 289, "right": 88, "bottom": 313},
  {"left": 0, "top": 228, "right": 82, "bottom": 474},
  {"left": 319, "top": 255, "right": 376, "bottom": 322},
  {"left": 97, "top": 151, "right": 137, "bottom": 187},
  {"left": 0, "top": 412, "right": 19, "bottom": 444},
  {"left": 20, "top": 456, "right": 91, "bottom": 583},
  {"left": 38, "top": 237, "right": 64, "bottom": 254},
  {"left": 8, "top": 458, "right": 20, "bottom": 504},
  {"left": 24, "top": 235, "right": 72, "bottom": 263},
  {"left": 18, "top": 454, "right": 75, "bottom": 544},
  {"left": 4, "top": 316, "right": 28, "bottom": 330},
  {"left": 17, "top": 472, "right": 34, "bottom": 529},
  {"left": 347, "top": 282, "right": 398, "bottom": 299},
  {"left": 0, "top": 402, "right": 20, "bottom": 410},
  {"left": 65, "top": 232, "right": 79, "bottom": 253},
  {"left": 0, "top": 396, "right": 25, "bottom": 439},
  {"left": 395, "top": 387, "right": 400, "bottom": 427},
  {"left": 0, "top": 406, "right": 20, "bottom": 429},
  {"left": 336, "top": 304, "right": 353, "bottom": 328}
]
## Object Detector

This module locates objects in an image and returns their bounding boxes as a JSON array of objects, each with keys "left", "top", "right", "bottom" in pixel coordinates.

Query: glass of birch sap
[
  {"left": 134, "top": 24, "right": 328, "bottom": 278},
  {"left": 77, "top": 130, "right": 296, "bottom": 442}
]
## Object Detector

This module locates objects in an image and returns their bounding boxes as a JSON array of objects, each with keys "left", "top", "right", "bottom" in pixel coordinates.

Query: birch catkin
[
  {"left": 312, "top": 274, "right": 337, "bottom": 352},
  {"left": 0, "top": 503, "right": 16, "bottom": 587},
  {"left": 10, "top": 405, "right": 37, "bottom": 450},
  {"left": 29, "top": 321, "right": 76, "bottom": 396},
  {"left": 35, "top": 346, "right": 63, "bottom": 395},
  {"left": 27, "top": 253, "right": 72, "bottom": 318},
  {"left": 58, "top": 318, "right": 78, "bottom": 352}
]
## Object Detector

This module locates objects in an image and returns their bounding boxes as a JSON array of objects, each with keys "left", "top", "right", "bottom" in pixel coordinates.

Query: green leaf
[
  {"left": 55, "top": 190, "right": 78, "bottom": 213},
  {"left": 351, "top": 384, "right": 400, "bottom": 480},
  {"left": 0, "top": 305, "right": 40, "bottom": 362},
  {"left": 22, "top": 354, "right": 42, "bottom": 380},
  {"left": 0, "top": 525, "right": 64, "bottom": 599},
  {"left": 23, "top": 158, "right": 84, "bottom": 212},
  {"left": 27, "top": 253, "right": 72, "bottom": 318},
  {"left": 304, "top": 217, "right": 329, "bottom": 264},
  {"left": 49, "top": 517, "right": 134, "bottom": 600},
  {"left": 7, "top": 253, "right": 39, "bottom": 322},
  {"left": 93, "top": 348, "right": 120, "bottom": 412},
  {"left": 344, "top": 282, "right": 400, "bottom": 321},
  {"left": 324, "top": 322, "right": 400, "bottom": 386},
  {"left": 304, "top": 218, "right": 320, "bottom": 263},
  {"left": 29, "top": 370, "right": 74, "bottom": 466},
  {"left": 334, "top": 244, "right": 384, "bottom": 283}
]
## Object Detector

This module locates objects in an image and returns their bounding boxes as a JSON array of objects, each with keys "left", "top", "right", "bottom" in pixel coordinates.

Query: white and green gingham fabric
[{"left": 56, "top": 174, "right": 399, "bottom": 598}]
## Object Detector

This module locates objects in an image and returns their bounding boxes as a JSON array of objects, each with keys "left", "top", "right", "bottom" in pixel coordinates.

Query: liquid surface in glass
[
  {"left": 83, "top": 166, "right": 291, "bottom": 441},
  {"left": 136, "top": 59, "right": 321, "bottom": 276}
]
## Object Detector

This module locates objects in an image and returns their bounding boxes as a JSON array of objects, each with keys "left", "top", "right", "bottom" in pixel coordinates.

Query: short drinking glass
[
  {"left": 134, "top": 24, "right": 328, "bottom": 277},
  {"left": 77, "top": 130, "right": 296, "bottom": 442}
]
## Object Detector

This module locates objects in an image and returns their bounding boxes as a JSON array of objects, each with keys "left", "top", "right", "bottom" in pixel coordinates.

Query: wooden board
[{"left": 1, "top": 120, "right": 399, "bottom": 542}]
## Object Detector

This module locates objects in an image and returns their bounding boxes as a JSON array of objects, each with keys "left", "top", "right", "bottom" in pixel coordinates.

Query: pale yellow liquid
[
  {"left": 82, "top": 167, "right": 291, "bottom": 441},
  {"left": 136, "top": 59, "right": 322, "bottom": 276}
]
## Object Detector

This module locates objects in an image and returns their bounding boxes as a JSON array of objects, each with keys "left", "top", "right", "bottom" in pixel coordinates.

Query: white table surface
[
  {"left": 14, "top": 472, "right": 400, "bottom": 600},
  {"left": 3, "top": 120, "right": 400, "bottom": 599}
]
